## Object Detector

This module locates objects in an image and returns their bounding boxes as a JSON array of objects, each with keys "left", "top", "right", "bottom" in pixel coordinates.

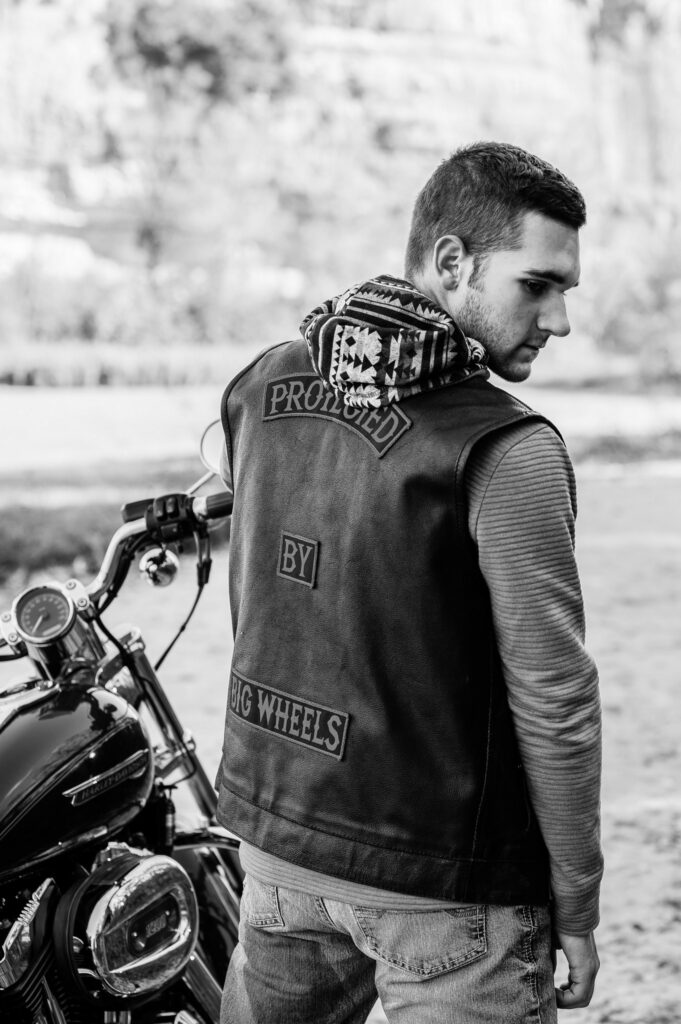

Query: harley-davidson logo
[
  {"left": 62, "top": 749, "right": 150, "bottom": 806},
  {"left": 262, "top": 374, "right": 412, "bottom": 457}
]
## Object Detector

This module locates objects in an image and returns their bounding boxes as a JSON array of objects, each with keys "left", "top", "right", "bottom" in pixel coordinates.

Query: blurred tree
[
  {"left": 105, "top": 0, "right": 296, "bottom": 105},
  {"left": 566, "top": 0, "right": 663, "bottom": 37},
  {"left": 590, "top": 0, "right": 663, "bottom": 43},
  {"left": 101, "top": 0, "right": 302, "bottom": 278}
]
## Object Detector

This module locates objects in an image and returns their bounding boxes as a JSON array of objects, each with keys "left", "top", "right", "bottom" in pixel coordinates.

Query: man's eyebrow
[{"left": 523, "top": 269, "right": 580, "bottom": 287}]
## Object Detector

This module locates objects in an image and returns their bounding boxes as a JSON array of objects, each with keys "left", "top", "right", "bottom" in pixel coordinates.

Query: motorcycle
[{"left": 0, "top": 422, "right": 242, "bottom": 1024}]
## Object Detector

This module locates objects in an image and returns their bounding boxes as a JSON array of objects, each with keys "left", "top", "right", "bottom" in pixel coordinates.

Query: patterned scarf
[{"left": 300, "top": 274, "right": 488, "bottom": 408}]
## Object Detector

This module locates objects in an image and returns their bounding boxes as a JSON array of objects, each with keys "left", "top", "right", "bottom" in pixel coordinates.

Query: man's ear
[{"left": 433, "top": 235, "right": 467, "bottom": 291}]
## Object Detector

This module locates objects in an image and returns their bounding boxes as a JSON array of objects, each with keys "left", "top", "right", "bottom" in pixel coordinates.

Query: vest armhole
[{"left": 452, "top": 411, "right": 557, "bottom": 546}]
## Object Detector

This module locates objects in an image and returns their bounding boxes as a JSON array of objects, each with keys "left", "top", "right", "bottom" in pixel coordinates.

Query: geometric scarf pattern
[{"left": 301, "top": 274, "right": 488, "bottom": 408}]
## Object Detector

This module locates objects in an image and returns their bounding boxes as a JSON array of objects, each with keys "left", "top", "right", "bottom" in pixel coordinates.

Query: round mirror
[{"left": 199, "top": 420, "right": 225, "bottom": 475}]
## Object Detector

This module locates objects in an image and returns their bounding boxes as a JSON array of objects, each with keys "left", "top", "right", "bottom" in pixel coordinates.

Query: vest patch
[
  {"left": 229, "top": 669, "right": 349, "bottom": 760},
  {"left": 263, "top": 374, "right": 412, "bottom": 457},
  {"left": 278, "top": 531, "right": 319, "bottom": 588}
]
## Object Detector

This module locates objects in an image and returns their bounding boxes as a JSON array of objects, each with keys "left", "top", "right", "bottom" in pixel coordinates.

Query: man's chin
[{"left": 490, "top": 362, "right": 533, "bottom": 383}]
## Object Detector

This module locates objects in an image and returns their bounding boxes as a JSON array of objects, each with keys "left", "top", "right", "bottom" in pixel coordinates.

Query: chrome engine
[
  {"left": 0, "top": 843, "right": 199, "bottom": 1021},
  {"left": 55, "top": 844, "right": 199, "bottom": 1001}
]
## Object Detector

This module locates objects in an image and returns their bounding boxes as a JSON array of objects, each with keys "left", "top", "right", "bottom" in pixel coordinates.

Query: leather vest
[{"left": 216, "top": 339, "right": 552, "bottom": 905}]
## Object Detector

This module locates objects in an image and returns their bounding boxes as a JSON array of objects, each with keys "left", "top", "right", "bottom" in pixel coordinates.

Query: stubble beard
[{"left": 455, "top": 289, "right": 531, "bottom": 383}]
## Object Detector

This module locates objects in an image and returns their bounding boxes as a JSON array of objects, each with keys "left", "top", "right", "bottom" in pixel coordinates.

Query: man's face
[{"left": 446, "top": 211, "right": 581, "bottom": 382}]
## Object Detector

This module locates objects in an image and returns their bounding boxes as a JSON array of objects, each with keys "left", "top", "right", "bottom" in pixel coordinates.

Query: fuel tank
[{"left": 0, "top": 670, "right": 153, "bottom": 881}]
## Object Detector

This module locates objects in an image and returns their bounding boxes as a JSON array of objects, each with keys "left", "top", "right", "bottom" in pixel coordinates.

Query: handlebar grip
[
  {"left": 203, "top": 492, "right": 233, "bottom": 519},
  {"left": 121, "top": 498, "right": 153, "bottom": 523}
]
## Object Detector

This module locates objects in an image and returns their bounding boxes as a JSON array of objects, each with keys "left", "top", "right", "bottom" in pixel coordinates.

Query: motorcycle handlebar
[
  {"left": 193, "top": 492, "right": 234, "bottom": 520},
  {"left": 87, "top": 491, "right": 232, "bottom": 604}
]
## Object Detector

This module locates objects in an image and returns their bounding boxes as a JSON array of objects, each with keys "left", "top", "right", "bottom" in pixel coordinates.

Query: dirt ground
[{"left": 1, "top": 386, "right": 680, "bottom": 1023}]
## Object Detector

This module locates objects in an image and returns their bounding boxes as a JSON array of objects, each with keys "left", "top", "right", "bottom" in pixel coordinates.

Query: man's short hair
[{"left": 404, "top": 141, "right": 586, "bottom": 280}]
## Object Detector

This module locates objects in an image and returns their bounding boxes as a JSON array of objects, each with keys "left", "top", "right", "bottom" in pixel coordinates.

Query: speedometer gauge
[{"left": 14, "top": 586, "right": 75, "bottom": 643}]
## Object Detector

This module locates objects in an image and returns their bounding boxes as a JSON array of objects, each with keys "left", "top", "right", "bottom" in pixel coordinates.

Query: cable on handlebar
[
  {"left": 153, "top": 583, "right": 205, "bottom": 672},
  {"left": 93, "top": 607, "right": 138, "bottom": 672},
  {"left": 95, "top": 532, "right": 150, "bottom": 615},
  {"left": 153, "top": 529, "right": 212, "bottom": 671}
]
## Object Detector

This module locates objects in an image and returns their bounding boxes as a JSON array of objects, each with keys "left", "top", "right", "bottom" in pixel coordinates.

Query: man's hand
[{"left": 555, "top": 931, "right": 599, "bottom": 1010}]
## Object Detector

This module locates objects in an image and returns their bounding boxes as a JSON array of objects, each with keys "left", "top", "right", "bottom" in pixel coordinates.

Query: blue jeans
[{"left": 221, "top": 875, "right": 557, "bottom": 1024}]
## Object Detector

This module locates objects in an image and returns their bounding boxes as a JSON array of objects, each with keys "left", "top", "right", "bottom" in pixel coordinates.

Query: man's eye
[{"left": 522, "top": 280, "right": 547, "bottom": 296}]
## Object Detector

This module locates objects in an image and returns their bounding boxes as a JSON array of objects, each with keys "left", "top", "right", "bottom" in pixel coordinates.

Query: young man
[{"left": 216, "top": 142, "right": 602, "bottom": 1023}]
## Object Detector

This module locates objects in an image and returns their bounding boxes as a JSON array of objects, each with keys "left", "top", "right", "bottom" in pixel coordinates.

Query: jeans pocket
[
  {"left": 351, "top": 904, "right": 487, "bottom": 979},
  {"left": 241, "top": 875, "right": 285, "bottom": 930}
]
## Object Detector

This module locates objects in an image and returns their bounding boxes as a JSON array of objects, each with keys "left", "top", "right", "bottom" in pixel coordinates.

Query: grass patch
[{"left": 0, "top": 503, "right": 121, "bottom": 585}]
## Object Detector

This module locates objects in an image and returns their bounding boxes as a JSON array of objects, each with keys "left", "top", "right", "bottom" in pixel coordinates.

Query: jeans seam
[
  {"left": 364, "top": 945, "right": 486, "bottom": 977},
  {"left": 521, "top": 905, "right": 542, "bottom": 1023},
  {"left": 313, "top": 896, "right": 335, "bottom": 927}
]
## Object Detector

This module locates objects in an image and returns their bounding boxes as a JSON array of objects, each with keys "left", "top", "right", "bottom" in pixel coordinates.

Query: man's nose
[{"left": 538, "top": 294, "right": 571, "bottom": 338}]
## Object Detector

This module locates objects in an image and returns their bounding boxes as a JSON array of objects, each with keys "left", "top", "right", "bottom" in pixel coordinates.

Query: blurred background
[
  {"left": 1, "top": 0, "right": 681, "bottom": 385},
  {"left": 1, "top": 1, "right": 680, "bottom": 1022}
]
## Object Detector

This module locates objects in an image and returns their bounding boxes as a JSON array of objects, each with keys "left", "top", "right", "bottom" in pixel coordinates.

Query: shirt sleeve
[{"left": 466, "top": 419, "right": 603, "bottom": 934}]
